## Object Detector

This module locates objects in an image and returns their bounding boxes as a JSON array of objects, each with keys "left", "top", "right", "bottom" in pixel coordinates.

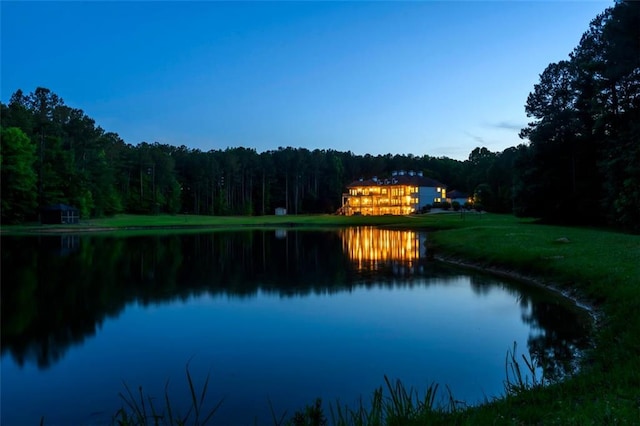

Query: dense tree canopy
[
  {"left": 516, "top": 0, "right": 639, "bottom": 231},
  {"left": 1, "top": 127, "right": 38, "bottom": 222}
]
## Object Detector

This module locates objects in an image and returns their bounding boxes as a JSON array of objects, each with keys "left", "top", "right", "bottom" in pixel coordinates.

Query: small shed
[
  {"left": 275, "top": 207, "right": 287, "bottom": 216},
  {"left": 42, "top": 204, "right": 80, "bottom": 224}
]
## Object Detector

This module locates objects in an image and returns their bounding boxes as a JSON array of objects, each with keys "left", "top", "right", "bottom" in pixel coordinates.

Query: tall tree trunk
[{"left": 262, "top": 170, "right": 265, "bottom": 215}]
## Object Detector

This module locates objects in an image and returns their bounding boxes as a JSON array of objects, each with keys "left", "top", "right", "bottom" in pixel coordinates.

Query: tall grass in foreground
[
  {"left": 503, "top": 342, "right": 546, "bottom": 396},
  {"left": 113, "top": 365, "right": 223, "bottom": 426},
  {"left": 319, "top": 343, "right": 542, "bottom": 426},
  {"left": 327, "top": 376, "right": 445, "bottom": 426},
  {"left": 111, "top": 343, "right": 544, "bottom": 425}
]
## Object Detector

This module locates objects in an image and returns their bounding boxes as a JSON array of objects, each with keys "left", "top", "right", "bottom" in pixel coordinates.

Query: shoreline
[{"left": 435, "top": 253, "right": 602, "bottom": 331}]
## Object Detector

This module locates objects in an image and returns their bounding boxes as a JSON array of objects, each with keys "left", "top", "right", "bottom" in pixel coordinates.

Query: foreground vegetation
[
  {"left": 425, "top": 216, "right": 639, "bottom": 425},
  {"left": 14, "top": 212, "right": 638, "bottom": 424}
]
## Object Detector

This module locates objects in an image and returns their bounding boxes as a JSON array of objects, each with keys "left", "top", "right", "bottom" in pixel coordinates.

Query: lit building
[{"left": 341, "top": 170, "right": 446, "bottom": 216}]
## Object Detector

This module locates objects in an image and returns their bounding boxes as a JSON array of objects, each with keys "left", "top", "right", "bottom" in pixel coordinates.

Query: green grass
[
  {"left": 407, "top": 214, "right": 640, "bottom": 425},
  {"left": 1, "top": 213, "right": 429, "bottom": 235},
  {"left": 9, "top": 212, "right": 640, "bottom": 424},
  {"left": 282, "top": 213, "right": 640, "bottom": 425}
]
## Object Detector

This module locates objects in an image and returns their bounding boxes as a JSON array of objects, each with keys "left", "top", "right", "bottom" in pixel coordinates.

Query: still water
[{"left": 1, "top": 228, "right": 591, "bottom": 425}]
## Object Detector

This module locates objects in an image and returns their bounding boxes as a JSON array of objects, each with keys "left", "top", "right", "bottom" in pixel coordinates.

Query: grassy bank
[
  {"left": 5, "top": 213, "right": 639, "bottom": 424},
  {"left": 1, "top": 211, "right": 517, "bottom": 233},
  {"left": 0, "top": 213, "right": 424, "bottom": 234},
  {"left": 422, "top": 216, "right": 640, "bottom": 425}
]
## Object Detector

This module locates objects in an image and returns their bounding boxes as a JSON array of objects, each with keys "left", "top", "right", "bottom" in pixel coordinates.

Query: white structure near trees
[{"left": 341, "top": 170, "right": 446, "bottom": 215}]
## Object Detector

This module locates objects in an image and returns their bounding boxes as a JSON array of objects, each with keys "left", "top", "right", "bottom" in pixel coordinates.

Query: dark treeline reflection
[
  {"left": 465, "top": 273, "right": 592, "bottom": 382},
  {"left": 2, "top": 230, "right": 590, "bottom": 378}
]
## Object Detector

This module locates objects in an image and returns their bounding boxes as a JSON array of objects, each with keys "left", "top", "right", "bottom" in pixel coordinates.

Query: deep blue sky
[{"left": 1, "top": 1, "right": 611, "bottom": 160}]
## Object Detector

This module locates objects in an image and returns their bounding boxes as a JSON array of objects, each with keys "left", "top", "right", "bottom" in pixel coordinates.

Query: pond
[{"left": 1, "top": 228, "right": 592, "bottom": 425}]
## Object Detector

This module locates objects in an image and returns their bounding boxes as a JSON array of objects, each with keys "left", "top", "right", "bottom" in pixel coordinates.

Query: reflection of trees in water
[
  {"left": 1, "top": 231, "right": 590, "bottom": 373},
  {"left": 522, "top": 302, "right": 592, "bottom": 381},
  {"left": 467, "top": 273, "right": 591, "bottom": 381}
]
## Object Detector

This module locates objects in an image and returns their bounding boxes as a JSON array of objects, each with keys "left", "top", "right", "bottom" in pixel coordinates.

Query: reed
[
  {"left": 503, "top": 341, "right": 545, "bottom": 397},
  {"left": 113, "top": 365, "right": 223, "bottom": 426},
  {"left": 324, "top": 376, "right": 447, "bottom": 426}
]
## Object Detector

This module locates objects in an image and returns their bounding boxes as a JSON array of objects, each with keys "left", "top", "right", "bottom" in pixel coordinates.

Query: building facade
[{"left": 341, "top": 171, "right": 446, "bottom": 216}]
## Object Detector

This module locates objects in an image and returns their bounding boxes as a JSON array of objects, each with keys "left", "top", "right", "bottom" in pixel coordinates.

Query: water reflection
[
  {"left": 340, "top": 227, "right": 429, "bottom": 275},
  {"left": 1, "top": 229, "right": 590, "bottom": 382}
]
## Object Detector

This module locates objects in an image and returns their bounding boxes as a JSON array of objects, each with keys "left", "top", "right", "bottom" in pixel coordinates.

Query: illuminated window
[{"left": 436, "top": 187, "right": 441, "bottom": 192}]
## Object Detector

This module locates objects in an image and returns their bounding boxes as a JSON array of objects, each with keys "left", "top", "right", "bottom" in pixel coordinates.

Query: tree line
[
  {"left": 0, "top": 88, "right": 518, "bottom": 222},
  {"left": 1, "top": 1, "right": 637, "bottom": 232},
  {"left": 514, "top": 0, "right": 639, "bottom": 232}
]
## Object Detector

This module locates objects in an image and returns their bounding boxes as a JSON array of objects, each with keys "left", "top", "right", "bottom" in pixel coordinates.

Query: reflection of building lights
[{"left": 340, "top": 227, "right": 424, "bottom": 271}]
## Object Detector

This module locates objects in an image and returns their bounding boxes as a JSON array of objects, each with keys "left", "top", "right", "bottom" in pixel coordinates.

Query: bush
[
  {"left": 452, "top": 201, "right": 461, "bottom": 211},
  {"left": 420, "top": 204, "right": 432, "bottom": 214},
  {"left": 441, "top": 201, "right": 452, "bottom": 211}
]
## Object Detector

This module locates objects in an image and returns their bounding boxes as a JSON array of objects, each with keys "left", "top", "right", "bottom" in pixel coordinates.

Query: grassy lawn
[
  {"left": 422, "top": 216, "right": 640, "bottom": 425},
  {"left": 1, "top": 213, "right": 423, "bottom": 233},
  {"left": 3, "top": 212, "right": 639, "bottom": 424}
]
